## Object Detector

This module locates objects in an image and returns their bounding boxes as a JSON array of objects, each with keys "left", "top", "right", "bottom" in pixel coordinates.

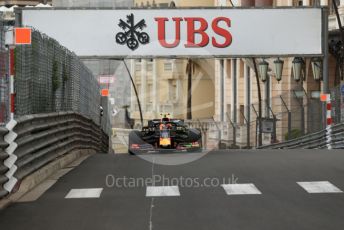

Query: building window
[
  {"left": 135, "top": 62, "right": 141, "bottom": 72},
  {"left": 159, "top": 3, "right": 169, "bottom": 7},
  {"left": 240, "top": 61, "right": 244, "bottom": 78},
  {"left": 147, "top": 63, "right": 153, "bottom": 71},
  {"left": 164, "top": 62, "right": 172, "bottom": 71},
  {"left": 168, "top": 80, "right": 177, "bottom": 101},
  {"left": 226, "top": 104, "right": 231, "bottom": 120},
  {"left": 225, "top": 61, "right": 231, "bottom": 79},
  {"left": 148, "top": 84, "right": 153, "bottom": 102},
  {"left": 293, "top": 0, "right": 303, "bottom": 5},
  {"left": 136, "top": 84, "right": 141, "bottom": 96}
]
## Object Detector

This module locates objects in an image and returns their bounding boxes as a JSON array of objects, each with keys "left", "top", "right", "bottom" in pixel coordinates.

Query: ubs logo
[{"left": 115, "top": 14, "right": 150, "bottom": 50}]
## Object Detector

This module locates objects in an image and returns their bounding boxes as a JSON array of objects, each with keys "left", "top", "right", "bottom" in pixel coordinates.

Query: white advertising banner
[
  {"left": 20, "top": 8, "right": 323, "bottom": 58},
  {"left": 98, "top": 75, "right": 115, "bottom": 84}
]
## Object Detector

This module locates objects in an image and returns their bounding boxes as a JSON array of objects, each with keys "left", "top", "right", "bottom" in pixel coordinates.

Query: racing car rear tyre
[{"left": 188, "top": 128, "right": 202, "bottom": 142}]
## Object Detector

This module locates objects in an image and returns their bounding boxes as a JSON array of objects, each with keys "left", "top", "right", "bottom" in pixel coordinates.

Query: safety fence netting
[{"left": 14, "top": 28, "right": 111, "bottom": 134}]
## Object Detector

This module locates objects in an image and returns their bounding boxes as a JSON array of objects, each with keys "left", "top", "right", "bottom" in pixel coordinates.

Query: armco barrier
[
  {"left": 258, "top": 123, "right": 344, "bottom": 149},
  {"left": 0, "top": 111, "right": 109, "bottom": 199}
]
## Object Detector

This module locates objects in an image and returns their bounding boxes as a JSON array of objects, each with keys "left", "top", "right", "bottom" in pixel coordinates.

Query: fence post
[
  {"left": 268, "top": 105, "right": 277, "bottom": 143},
  {"left": 292, "top": 90, "right": 305, "bottom": 135},
  {"left": 239, "top": 109, "right": 250, "bottom": 148},
  {"left": 197, "top": 119, "right": 208, "bottom": 150},
  {"left": 203, "top": 124, "right": 208, "bottom": 150},
  {"left": 226, "top": 113, "right": 237, "bottom": 148},
  {"left": 326, "top": 94, "right": 332, "bottom": 149},
  {"left": 9, "top": 46, "right": 15, "bottom": 120},
  {"left": 301, "top": 107, "right": 305, "bottom": 135},
  {"left": 251, "top": 104, "right": 259, "bottom": 147},
  {"left": 212, "top": 117, "right": 222, "bottom": 149},
  {"left": 280, "top": 95, "right": 291, "bottom": 141},
  {"left": 288, "top": 111, "right": 291, "bottom": 140}
]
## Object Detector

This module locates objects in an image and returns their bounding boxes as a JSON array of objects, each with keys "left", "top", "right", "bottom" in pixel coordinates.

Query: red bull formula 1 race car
[{"left": 128, "top": 114, "right": 202, "bottom": 154}]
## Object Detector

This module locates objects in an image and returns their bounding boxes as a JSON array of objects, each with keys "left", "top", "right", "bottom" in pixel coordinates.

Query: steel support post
[
  {"left": 321, "top": 8, "right": 329, "bottom": 131},
  {"left": 220, "top": 59, "right": 225, "bottom": 121},
  {"left": 322, "top": 8, "right": 329, "bottom": 93},
  {"left": 226, "top": 113, "right": 236, "bottom": 148},
  {"left": 123, "top": 60, "right": 143, "bottom": 127},
  {"left": 231, "top": 59, "right": 237, "bottom": 124},
  {"left": 280, "top": 95, "right": 291, "bottom": 140},
  {"left": 268, "top": 106, "right": 277, "bottom": 143},
  {"left": 292, "top": 90, "right": 305, "bottom": 135},
  {"left": 244, "top": 64, "right": 251, "bottom": 148},
  {"left": 251, "top": 104, "right": 259, "bottom": 147}
]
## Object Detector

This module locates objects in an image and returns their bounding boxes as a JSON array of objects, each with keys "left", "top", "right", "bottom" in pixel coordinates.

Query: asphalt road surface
[{"left": 0, "top": 149, "right": 344, "bottom": 230}]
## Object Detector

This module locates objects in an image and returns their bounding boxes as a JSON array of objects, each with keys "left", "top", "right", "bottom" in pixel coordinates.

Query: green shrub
[
  {"left": 285, "top": 129, "right": 303, "bottom": 141},
  {"left": 52, "top": 60, "right": 60, "bottom": 91}
]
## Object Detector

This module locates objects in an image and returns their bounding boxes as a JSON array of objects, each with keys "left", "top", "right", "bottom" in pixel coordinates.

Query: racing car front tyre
[
  {"left": 128, "top": 130, "right": 145, "bottom": 155},
  {"left": 187, "top": 136, "right": 203, "bottom": 152}
]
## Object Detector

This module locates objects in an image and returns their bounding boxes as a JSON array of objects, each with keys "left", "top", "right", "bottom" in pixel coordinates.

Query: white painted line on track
[
  {"left": 221, "top": 183, "right": 262, "bottom": 195},
  {"left": 146, "top": 186, "right": 180, "bottom": 197},
  {"left": 65, "top": 188, "right": 103, "bottom": 198},
  {"left": 297, "top": 181, "right": 343, "bottom": 194}
]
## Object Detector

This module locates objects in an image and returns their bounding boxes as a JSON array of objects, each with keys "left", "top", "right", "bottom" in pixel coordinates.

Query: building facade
[
  {"left": 132, "top": 0, "right": 343, "bottom": 147},
  {"left": 131, "top": 0, "right": 216, "bottom": 129},
  {"left": 212, "top": 0, "right": 343, "bottom": 147},
  {"left": 2, "top": 0, "right": 341, "bottom": 145},
  {"left": 0, "top": 0, "right": 51, "bottom": 6}
]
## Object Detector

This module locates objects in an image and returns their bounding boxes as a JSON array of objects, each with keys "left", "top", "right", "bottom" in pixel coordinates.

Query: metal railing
[
  {"left": 0, "top": 111, "right": 109, "bottom": 199},
  {"left": 185, "top": 119, "right": 243, "bottom": 149}
]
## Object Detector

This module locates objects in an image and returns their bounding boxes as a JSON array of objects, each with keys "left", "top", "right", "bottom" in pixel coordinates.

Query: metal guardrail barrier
[
  {"left": 258, "top": 123, "right": 344, "bottom": 149},
  {"left": 0, "top": 111, "right": 109, "bottom": 199},
  {"left": 185, "top": 119, "right": 246, "bottom": 149}
]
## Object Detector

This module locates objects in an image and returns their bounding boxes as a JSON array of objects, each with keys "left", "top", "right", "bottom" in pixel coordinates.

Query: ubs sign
[
  {"left": 20, "top": 8, "right": 323, "bottom": 58},
  {"left": 115, "top": 13, "right": 232, "bottom": 50}
]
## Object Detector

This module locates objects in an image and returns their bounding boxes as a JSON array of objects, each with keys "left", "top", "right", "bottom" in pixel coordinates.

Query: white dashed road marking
[
  {"left": 297, "top": 181, "right": 343, "bottom": 194},
  {"left": 221, "top": 183, "right": 262, "bottom": 195},
  {"left": 146, "top": 186, "right": 180, "bottom": 197},
  {"left": 65, "top": 188, "right": 103, "bottom": 198}
]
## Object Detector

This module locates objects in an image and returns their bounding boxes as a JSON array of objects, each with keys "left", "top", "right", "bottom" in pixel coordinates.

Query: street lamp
[
  {"left": 273, "top": 58, "right": 284, "bottom": 82},
  {"left": 292, "top": 57, "right": 303, "bottom": 81},
  {"left": 258, "top": 59, "right": 269, "bottom": 82},
  {"left": 311, "top": 58, "right": 322, "bottom": 80}
]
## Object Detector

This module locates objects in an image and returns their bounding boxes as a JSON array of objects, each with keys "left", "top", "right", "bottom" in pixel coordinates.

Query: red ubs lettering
[{"left": 155, "top": 17, "right": 232, "bottom": 48}]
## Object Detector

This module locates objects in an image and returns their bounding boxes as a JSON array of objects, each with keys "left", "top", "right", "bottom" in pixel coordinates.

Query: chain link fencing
[
  {"left": 14, "top": 28, "right": 111, "bottom": 135},
  {"left": 0, "top": 15, "right": 9, "bottom": 125},
  {"left": 234, "top": 84, "right": 343, "bottom": 148},
  {"left": 186, "top": 84, "right": 344, "bottom": 149},
  {"left": 247, "top": 87, "right": 325, "bottom": 146}
]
